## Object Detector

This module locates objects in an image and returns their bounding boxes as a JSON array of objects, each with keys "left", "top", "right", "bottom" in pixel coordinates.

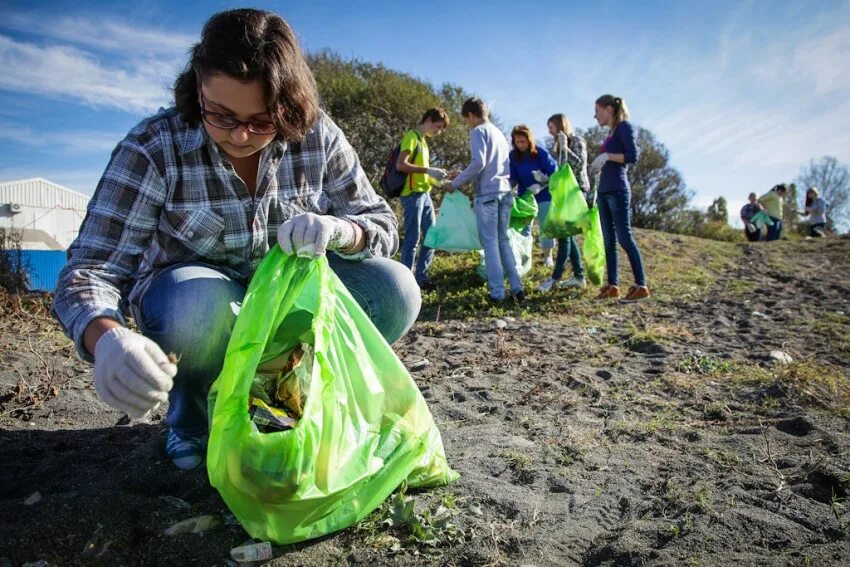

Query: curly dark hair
[{"left": 173, "top": 8, "right": 319, "bottom": 142}]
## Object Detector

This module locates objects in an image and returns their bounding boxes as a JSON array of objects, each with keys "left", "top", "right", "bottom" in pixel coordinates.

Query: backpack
[{"left": 379, "top": 131, "right": 422, "bottom": 199}]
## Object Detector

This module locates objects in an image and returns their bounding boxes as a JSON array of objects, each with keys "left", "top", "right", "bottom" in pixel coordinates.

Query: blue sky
[{"left": 1, "top": 0, "right": 849, "bottom": 227}]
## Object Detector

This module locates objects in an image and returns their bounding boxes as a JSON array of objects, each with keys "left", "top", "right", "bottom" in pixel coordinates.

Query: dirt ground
[{"left": 1, "top": 235, "right": 849, "bottom": 566}]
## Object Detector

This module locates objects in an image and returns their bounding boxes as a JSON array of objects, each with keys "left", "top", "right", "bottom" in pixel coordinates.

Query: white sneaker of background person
[
  {"left": 538, "top": 277, "right": 559, "bottom": 293},
  {"left": 93, "top": 327, "right": 177, "bottom": 418},
  {"left": 558, "top": 276, "right": 586, "bottom": 289}
]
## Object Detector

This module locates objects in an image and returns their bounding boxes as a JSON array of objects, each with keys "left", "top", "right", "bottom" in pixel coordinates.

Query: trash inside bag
[
  {"left": 207, "top": 249, "right": 458, "bottom": 545},
  {"left": 509, "top": 190, "right": 538, "bottom": 232},
  {"left": 423, "top": 191, "right": 482, "bottom": 251},
  {"left": 542, "top": 164, "right": 588, "bottom": 238}
]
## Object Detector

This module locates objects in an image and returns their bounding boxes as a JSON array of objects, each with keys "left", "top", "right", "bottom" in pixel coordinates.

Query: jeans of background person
[
  {"left": 552, "top": 236, "right": 585, "bottom": 280},
  {"left": 475, "top": 192, "right": 522, "bottom": 299},
  {"left": 131, "top": 256, "right": 421, "bottom": 437},
  {"left": 744, "top": 225, "right": 760, "bottom": 242},
  {"left": 809, "top": 223, "right": 826, "bottom": 237},
  {"left": 597, "top": 190, "right": 647, "bottom": 287},
  {"left": 400, "top": 192, "right": 436, "bottom": 283},
  {"left": 765, "top": 217, "right": 783, "bottom": 241},
  {"left": 536, "top": 200, "right": 556, "bottom": 250}
]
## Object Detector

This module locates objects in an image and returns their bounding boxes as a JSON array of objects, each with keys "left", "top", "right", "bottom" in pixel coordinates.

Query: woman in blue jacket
[
  {"left": 591, "top": 95, "right": 649, "bottom": 302},
  {"left": 509, "top": 124, "right": 557, "bottom": 264}
]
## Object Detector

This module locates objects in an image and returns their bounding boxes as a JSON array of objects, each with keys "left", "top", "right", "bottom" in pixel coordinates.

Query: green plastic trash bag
[
  {"left": 542, "top": 164, "right": 589, "bottom": 238},
  {"left": 207, "top": 250, "right": 459, "bottom": 545},
  {"left": 580, "top": 207, "right": 606, "bottom": 286},
  {"left": 509, "top": 190, "right": 539, "bottom": 232},
  {"left": 751, "top": 210, "right": 774, "bottom": 229},
  {"left": 423, "top": 191, "right": 482, "bottom": 251},
  {"left": 477, "top": 228, "right": 533, "bottom": 280}
]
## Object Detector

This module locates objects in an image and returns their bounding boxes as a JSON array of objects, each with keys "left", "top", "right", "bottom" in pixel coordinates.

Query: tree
[
  {"left": 307, "top": 51, "right": 474, "bottom": 190},
  {"left": 582, "top": 126, "right": 692, "bottom": 232},
  {"left": 706, "top": 197, "right": 728, "bottom": 224},
  {"left": 795, "top": 156, "right": 850, "bottom": 231}
]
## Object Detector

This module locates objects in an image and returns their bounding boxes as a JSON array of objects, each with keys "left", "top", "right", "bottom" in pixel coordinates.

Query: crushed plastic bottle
[
  {"left": 81, "top": 524, "right": 112, "bottom": 558},
  {"left": 230, "top": 541, "right": 273, "bottom": 562},
  {"left": 164, "top": 514, "right": 218, "bottom": 536}
]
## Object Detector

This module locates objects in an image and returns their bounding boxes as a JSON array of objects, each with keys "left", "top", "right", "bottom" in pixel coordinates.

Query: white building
[{"left": 0, "top": 178, "right": 90, "bottom": 251}]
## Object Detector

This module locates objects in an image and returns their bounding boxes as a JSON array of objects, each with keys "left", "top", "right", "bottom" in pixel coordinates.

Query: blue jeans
[
  {"left": 131, "top": 255, "right": 421, "bottom": 436},
  {"left": 400, "top": 192, "right": 435, "bottom": 283},
  {"left": 598, "top": 190, "right": 646, "bottom": 287},
  {"left": 765, "top": 217, "right": 783, "bottom": 241},
  {"left": 553, "top": 236, "right": 584, "bottom": 281},
  {"left": 536, "top": 200, "right": 556, "bottom": 250},
  {"left": 476, "top": 192, "right": 522, "bottom": 299}
]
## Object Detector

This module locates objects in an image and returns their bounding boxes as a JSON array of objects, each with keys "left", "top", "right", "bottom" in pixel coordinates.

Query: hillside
[{"left": 1, "top": 231, "right": 849, "bottom": 566}]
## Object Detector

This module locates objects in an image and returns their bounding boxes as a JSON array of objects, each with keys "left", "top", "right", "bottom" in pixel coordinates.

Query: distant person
[
  {"left": 740, "top": 192, "right": 761, "bottom": 242},
  {"left": 536, "top": 113, "right": 591, "bottom": 293},
  {"left": 396, "top": 108, "right": 450, "bottom": 290},
  {"left": 507, "top": 124, "right": 557, "bottom": 263},
  {"left": 590, "top": 95, "right": 649, "bottom": 302},
  {"left": 758, "top": 183, "right": 788, "bottom": 241},
  {"left": 52, "top": 9, "right": 416, "bottom": 471},
  {"left": 799, "top": 186, "right": 828, "bottom": 237},
  {"left": 443, "top": 97, "right": 523, "bottom": 302}
]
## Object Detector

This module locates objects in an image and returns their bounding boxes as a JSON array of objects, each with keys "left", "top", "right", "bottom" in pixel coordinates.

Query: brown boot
[
  {"left": 595, "top": 284, "right": 620, "bottom": 300},
  {"left": 621, "top": 285, "right": 651, "bottom": 303}
]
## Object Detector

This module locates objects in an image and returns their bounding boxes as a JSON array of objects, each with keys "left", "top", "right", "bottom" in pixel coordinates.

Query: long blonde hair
[
  {"left": 547, "top": 113, "right": 573, "bottom": 157},
  {"left": 595, "top": 94, "right": 630, "bottom": 131}
]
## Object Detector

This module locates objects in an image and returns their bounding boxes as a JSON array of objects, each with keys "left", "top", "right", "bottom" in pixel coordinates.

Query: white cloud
[
  {"left": 2, "top": 12, "right": 193, "bottom": 57},
  {"left": 0, "top": 122, "right": 122, "bottom": 154},
  {"left": 0, "top": 34, "right": 176, "bottom": 113}
]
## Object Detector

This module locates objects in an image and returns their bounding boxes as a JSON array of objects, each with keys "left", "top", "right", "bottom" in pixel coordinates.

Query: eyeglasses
[{"left": 199, "top": 92, "right": 277, "bottom": 135}]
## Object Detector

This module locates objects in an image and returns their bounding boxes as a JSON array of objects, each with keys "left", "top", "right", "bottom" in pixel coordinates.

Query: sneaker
[
  {"left": 595, "top": 285, "right": 620, "bottom": 300},
  {"left": 165, "top": 429, "right": 206, "bottom": 470},
  {"left": 543, "top": 255, "right": 555, "bottom": 267},
  {"left": 558, "top": 276, "right": 587, "bottom": 289},
  {"left": 537, "top": 278, "right": 558, "bottom": 293},
  {"left": 417, "top": 278, "right": 436, "bottom": 292},
  {"left": 511, "top": 290, "right": 525, "bottom": 304},
  {"left": 621, "top": 285, "right": 651, "bottom": 303}
]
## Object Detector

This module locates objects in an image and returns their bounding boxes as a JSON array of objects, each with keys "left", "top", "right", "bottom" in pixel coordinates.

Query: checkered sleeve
[
  {"left": 52, "top": 136, "right": 168, "bottom": 361},
  {"left": 319, "top": 116, "right": 399, "bottom": 259}
]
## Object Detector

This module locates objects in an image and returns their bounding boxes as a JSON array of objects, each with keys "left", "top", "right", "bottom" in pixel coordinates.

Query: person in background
[
  {"left": 758, "top": 183, "right": 788, "bottom": 241},
  {"left": 396, "top": 108, "right": 450, "bottom": 290},
  {"left": 589, "top": 95, "right": 649, "bottom": 302},
  {"left": 537, "top": 113, "right": 590, "bottom": 292},
  {"left": 442, "top": 97, "right": 523, "bottom": 303},
  {"left": 507, "top": 124, "right": 557, "bottom": 262},
  {"left": 799, "top": 186, "right": 828, "bottom": 238},
  {"left": 740, "top": 192, "right": 761, "bottom": 242},
  {"left": 51, "top": 9, "right": 414, "bottom": 471}
]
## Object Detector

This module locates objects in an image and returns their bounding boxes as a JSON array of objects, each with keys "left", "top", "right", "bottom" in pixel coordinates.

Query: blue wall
[{"left": 14, "top": 250, "right": 68, "bottom": 292}]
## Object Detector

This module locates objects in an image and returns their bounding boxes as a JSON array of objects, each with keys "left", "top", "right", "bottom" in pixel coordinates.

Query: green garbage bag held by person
[
  {"left": 580, "top": 206, "right": 606, "bottom": 286},
  {"left": 477, "top": 228, "right": 533, "bottom": 280},
  {"left": 509, "top": 190, "right": 539, "bottom": 232},
  {"left": 207, "top": 249, "right": 459, "bottom": 545},
  {"left": 751, "top": 210, "right": 774, "bottom": 230},
  {"left": 423, "top": 191, "right": 482, "bottom": 251},
  {"left": 542, "top": 163, "right": 589, "bottom": 238}
]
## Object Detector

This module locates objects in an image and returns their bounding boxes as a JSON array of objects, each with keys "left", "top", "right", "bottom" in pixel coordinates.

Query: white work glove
[
  {"left": 277, "top": 212, "right": 357, "bottom": 258},
  {"left": 591, "top": 153, "right": 610, "bottom": 171},
  {"left": 557, "top": 131, "right": 568, "bottom": 146},
  {"left": 527, "top": 183, "right": 544, "bottom": 195},
  {"left": 93, "top": 327, "right": 177, "bottom": 417},
  {"left": 426, "top": 167, "right": 448, "bottom": 181},
  {"left": 532, "top": 170, "right": 549, "bottom": 184}
]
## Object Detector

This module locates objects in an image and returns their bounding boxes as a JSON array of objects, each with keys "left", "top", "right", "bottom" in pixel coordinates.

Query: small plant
[
  {"left": 497, "top": 449, "right": 532, "bottom": 471},
  {"left": 677, "top": 354, "right": 733, "bottom": 376},
  {"left": 358, "top": 491, "right": 467, "bottom": 551}
]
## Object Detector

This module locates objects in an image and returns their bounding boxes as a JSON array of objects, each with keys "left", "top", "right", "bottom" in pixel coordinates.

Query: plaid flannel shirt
[{"left": 53, "top": 107, "right": 398, "bottom": 360}]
